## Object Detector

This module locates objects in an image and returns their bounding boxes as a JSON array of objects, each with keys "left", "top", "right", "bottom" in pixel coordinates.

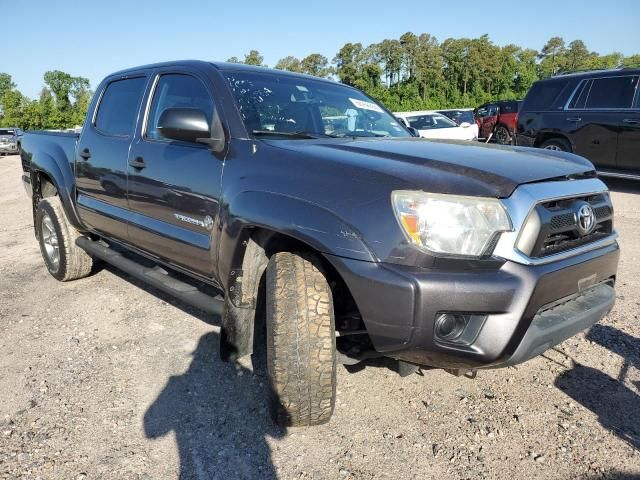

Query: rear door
[
  {"left": 615, "top": 76, "right": 640, "bottom": 171},
  {"left": 568, "top": 75, "right": 638, "bottom": 169},
  {"left": 126, "top": 68, "right": 223, "bottom": 278},
  {"left": 76, "top": 76, "right": 148, "bottom": 241}
]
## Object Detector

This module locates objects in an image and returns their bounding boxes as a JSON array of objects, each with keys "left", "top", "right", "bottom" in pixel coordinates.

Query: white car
[
  {"left": 394, "top": 111, "right": 478, "bottom": 141},
  {"left": 436, "top": 108, "right": 479, "bottom": 140}
]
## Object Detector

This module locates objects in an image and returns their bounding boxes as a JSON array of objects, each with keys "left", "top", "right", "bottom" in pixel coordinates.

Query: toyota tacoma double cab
[{"left": 21, "top": 61, "right": 619, "bottom": 427}]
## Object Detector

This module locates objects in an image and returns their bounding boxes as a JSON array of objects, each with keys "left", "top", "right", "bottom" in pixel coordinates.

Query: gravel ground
[{"left": 0, "top": 153, "right": 638, "bottom": 480}]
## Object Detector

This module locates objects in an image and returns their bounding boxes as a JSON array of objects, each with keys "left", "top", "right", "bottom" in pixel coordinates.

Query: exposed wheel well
[{"left": 248, "top": 228, "right": 362, "bottom": 330}]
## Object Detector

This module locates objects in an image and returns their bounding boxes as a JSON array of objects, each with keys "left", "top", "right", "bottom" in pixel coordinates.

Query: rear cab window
[{"left": 94, "top": 77, "right": 147, "bottom": 136}]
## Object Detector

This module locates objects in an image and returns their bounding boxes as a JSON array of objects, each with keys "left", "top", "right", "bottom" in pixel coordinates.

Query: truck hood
[{"left": 267, "top": 137, "right": 595, "bottom": 198}]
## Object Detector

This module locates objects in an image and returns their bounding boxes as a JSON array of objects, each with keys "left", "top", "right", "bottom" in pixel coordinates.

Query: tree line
[{"left": 1, "top": 34, "right": 639, "bottom": 130}]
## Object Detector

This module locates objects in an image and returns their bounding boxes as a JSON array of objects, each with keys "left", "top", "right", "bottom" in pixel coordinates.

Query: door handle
[
  {"left": 79, "top": 148, "right": 91, "bottom": 160},
  {"left": 622, "top": 118, "right": 640, "bottom": 125},
  {"left": 566, "top": 117, "right": 581, "bottom": 122},
  {"left": 129, "top": 156, "right": 146, "bottom": 169}
]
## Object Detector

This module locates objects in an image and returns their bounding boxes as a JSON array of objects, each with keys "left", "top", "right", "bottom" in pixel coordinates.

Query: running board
[
  {"left": 597, "top": 169, "right": 640, "bottom": 181},
  {"left": 76, "top": 237, "right": 224, "bottom": 315}
]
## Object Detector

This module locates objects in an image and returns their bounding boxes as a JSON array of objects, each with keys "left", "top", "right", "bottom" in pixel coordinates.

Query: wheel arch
[
  {"left": 30, "top": 153, "right": 84, "bottom": 231},
  {"left": 534, "top": 131, "right": 574, "bottom": 151},
  {"left": 220, "top": 224, "right": 365, "bottom": 362}
]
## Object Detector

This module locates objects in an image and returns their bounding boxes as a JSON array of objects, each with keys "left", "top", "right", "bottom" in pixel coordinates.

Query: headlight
[{"left": 392, "top": 191, "right": 512, "bottom": 257}]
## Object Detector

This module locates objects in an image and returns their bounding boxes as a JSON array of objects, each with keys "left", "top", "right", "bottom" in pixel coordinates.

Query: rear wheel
[
  {"left": 540, "top": 137, "right": 572, "bottom": 152},
  {"left": 35, "top": 197, "right": 94, "bottom": 281},
  {"left": 494, "top": 125, "right": 512, "bottom": 145},
  {"left": 265, "top": 251, "right": 336, "bottom": 426}
]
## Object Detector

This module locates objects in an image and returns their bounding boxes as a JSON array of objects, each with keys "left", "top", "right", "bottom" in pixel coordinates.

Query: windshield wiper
[{"left": 252, "top": 130, "right": 339, "bottom": 139}]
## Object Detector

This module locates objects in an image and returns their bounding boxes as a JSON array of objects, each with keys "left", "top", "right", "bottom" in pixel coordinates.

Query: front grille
[{"left": 527, "top": 193, "right": 613, "bottom": 258}]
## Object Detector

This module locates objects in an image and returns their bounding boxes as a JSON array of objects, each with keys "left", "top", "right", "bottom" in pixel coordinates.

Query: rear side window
[
  {"left": 94, "top": 77, "right": 147, "bottom": 136},
  {"left": 583, "top": 76, "right": 638, "bottom": 109},
  {"left": 146, "top": 74, "right": 214, "bottom": 141},
  {"left": 499, "top": 101, "right": 520, "bottom": 113},
  {"left": 523, "top": 80, "right": 571, "bottom": 110}
]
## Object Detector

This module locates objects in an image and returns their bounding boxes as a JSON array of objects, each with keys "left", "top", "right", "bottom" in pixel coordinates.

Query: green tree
[
  {"left": 244, "top": 50, "right": 265, "bottom": 66},
  {"left": 539, "top": 37, "right": 566, "bottom": 76},
  {"left": 622, "top": 54, "right": 640, "bottom": 68},
  {"left": 300, "top": 54, "right": 333, "bottom": 77},
  {"left": 275, "top": 56, "right": 302, "bottom": 72}
]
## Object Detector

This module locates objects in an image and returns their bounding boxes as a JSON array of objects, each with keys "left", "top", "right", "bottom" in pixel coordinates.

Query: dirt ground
[{"left": 0, "top": 153, "right": 638, "bottom": 480}]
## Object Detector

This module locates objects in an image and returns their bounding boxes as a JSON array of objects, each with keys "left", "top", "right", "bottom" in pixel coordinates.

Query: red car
[{"left": 475, "top": 100, "right": 522, "bottom": 144}]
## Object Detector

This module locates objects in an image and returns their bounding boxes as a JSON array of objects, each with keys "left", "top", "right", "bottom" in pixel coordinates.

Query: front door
[
  {"left": 476, "top": 104, "right": 498, "bottom": 139},
  {"left": 75, "top": 76, "right": 148, "bottom": 241},
  {"left": 127, "top": 71, "right": 223, "bottom": 278}
]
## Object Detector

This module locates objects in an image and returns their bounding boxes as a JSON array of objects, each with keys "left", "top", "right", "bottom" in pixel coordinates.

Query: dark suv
[{"left": 516, "top": 69, "right": 640, "bottom": 178}]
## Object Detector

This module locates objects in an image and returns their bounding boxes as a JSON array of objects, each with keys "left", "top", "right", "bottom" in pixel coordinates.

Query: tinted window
[
  {"left": 438, "top": 110, "right": 475, "bottom": 124},
  {"left": 499, "top": 101, "right": 520, "bottom": 113},
  {"left": 94, "top": 77, "right": 147, "bottom": 136},
  {"left": 147, "top": 74, "right": 214, "bottom": 141},
  {"left": 523, "top": 79, "right": 571, "bottom": 110},
  {"left": 584, "top": 76, "right": 638, "bottom": 109},
  {"left": 568, "top": 80, "right": 592, "bottom": 109},
  {"left": 0, "top": 129, "right": 15, "bottom": 136}
]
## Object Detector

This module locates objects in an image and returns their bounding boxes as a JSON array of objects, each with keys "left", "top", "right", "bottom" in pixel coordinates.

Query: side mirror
[
  {"left": 157, "top": 108, "right": 211, "bottom": 144},
  {"left": 459, "top": 122, "right": 471, "bottom": 128},
  {"left": 407, "top": 126, "right": 420, "bottom": 137}
]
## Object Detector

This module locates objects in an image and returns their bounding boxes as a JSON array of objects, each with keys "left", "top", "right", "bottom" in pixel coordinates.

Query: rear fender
[{"left": 30, "top": 152, "right": 84, "bottom": 230}]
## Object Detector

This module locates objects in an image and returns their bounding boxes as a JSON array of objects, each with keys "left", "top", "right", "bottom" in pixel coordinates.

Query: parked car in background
[
  {"left": 0, "top": 127, "right": 23, "bottom": 155},
  {"left": 437, "top": 108, "right": 479, "bottom": 139},
  {"left": 394, "top": 111, "right": 477, "bottom": 140},
  {"left": 516, "top": 69, "right": 640, "bottom": 179},
  {"left": 475, "top": 100, "right": 521, "bottom": 144}
]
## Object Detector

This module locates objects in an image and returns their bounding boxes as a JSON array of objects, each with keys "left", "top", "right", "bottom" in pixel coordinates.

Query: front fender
[
  {"left": 217, "top": 190, "right": 376, "bottom": 290},
  {"left": 31, "top": 152, "right": 84, "bottom": 230}
]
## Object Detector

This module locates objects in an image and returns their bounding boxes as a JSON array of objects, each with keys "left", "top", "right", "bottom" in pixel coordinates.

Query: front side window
[
  {"left": 223, "top": 71, "right": 410, "bottom": 138},
  {"left": 94, "top": 77, "right": 147, "bottom": 136},
  {"left": 147, "top": 74, "right": 214, "bottom": 141},
  {"left": 583, "top": 76, "right": 638, "bottom": 109}
]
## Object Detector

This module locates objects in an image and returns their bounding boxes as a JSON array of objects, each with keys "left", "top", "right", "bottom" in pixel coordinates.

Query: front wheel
[
  {"left": 35, "top": 197, "right": 94, "bottom": 281},
  {"left": 265, "top": 251, "right": 337, "bottom": 426},
  {"left": 540, "top": 137, "right": 572, "bottom": 152}
]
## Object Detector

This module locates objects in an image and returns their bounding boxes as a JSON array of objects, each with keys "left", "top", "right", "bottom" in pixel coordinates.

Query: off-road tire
[
  {"left": 35, "top": 196, "right": 93, "bottom": 281},
  {"left": 541, "top": 137, "right": 572, "bottom": 152},
  {"left": 494, "top": 125, "right": 512, "bottom": 145},
  {"left": 265, "top": 252, "right": 336, "bottom": 426}
]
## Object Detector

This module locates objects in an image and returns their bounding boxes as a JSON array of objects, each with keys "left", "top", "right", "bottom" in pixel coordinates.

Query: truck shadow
[
  {"left": 143, "top": 330, "right": 285, "bottom": 479},
  {"left": 95, "top": 264, "right": 285, "bottom": 478},
  {"left": 554, "top": 325, "right": 640, "bottom": 451}
]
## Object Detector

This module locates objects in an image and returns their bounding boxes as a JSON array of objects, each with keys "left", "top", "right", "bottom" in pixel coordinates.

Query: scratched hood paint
[{"left": 266, "top": 137, "right": 595, "bottom": 198}]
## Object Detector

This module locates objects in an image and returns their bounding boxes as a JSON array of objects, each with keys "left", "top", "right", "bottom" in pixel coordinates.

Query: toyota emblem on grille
[{"left": 576, "top": 203, "right": 595, "bottom": 236}]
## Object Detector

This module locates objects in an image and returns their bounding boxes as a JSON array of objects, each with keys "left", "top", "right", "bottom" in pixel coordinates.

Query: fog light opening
[
  {"left": 434, "top": 313, "right": 488, "bottom": 346},
  {"left": 435, "top": 313, "right": 467, "bottom": 341}
]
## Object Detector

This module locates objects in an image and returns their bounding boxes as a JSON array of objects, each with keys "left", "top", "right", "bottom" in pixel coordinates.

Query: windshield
[
  {"left": 438, "top": 110, "right": 475, "bottom": 125},
  {"left": 222, "top": 71, "right": 410, "bottom": 138},
  {"left": 0, "top": 129, "right": 16, "bottom": 136},
  {"left": 405, "top": 114, "right": 458, "bottom": 130}
]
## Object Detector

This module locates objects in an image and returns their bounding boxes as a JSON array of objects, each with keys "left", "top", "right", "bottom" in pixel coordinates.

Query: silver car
[{"left": 0, "top": 128, "right": 23, "bottom": 155}]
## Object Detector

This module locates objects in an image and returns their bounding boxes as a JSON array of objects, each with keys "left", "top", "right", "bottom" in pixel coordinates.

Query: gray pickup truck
[
  {"left": 0, "top": 127, "right": 23, "bottom": 155},
  {"left": 20, "top": 61, "right": 619, "bottom": 427}
]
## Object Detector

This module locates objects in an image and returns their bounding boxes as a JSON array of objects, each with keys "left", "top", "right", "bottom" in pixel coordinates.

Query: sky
[{"left": 3, "top": 0, "right": 640, "bottom": 99}]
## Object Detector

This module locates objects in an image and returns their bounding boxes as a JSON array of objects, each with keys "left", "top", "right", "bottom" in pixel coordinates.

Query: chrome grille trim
[{"left": 493, "top": 178, "right": 618, "bottom": 266}]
